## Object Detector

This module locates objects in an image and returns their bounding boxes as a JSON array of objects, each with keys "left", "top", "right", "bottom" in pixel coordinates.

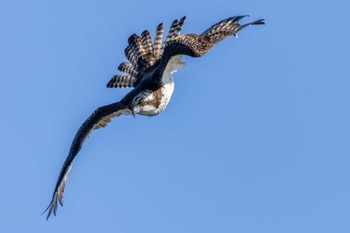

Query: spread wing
[
  {"left": 156, "top": 16, "right": 265, "bottom": 74},
  {"left": 107, "top": 16, "right": 264, "bottom": 88},
  {"left": 44, "top": 101, "right": 130, "bottom": 220}
]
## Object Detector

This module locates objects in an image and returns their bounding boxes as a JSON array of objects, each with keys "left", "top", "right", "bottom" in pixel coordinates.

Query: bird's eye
[{"left": 139, "top": 101, "right": 145, "bottom": 107}]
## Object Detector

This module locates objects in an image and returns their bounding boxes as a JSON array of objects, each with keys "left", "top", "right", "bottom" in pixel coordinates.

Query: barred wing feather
[
  {"left": 107, "top": 17, "right": 187, "bottom": 89},
  {"left": 108, "top": 16, "right": 263, "bottom": 88},
  {"left": 163, "top": 16, "right": 264, "bottom": 59}
]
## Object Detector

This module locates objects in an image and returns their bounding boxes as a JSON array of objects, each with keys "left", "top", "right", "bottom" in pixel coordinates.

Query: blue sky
[{"left": 1, "top": 0, "right": 350, "bottom": 232}]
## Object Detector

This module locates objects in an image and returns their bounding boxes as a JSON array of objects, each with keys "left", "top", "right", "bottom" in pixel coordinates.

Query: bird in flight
[{"left": 44, "top": 15, "right": 264, "bottom": 219}]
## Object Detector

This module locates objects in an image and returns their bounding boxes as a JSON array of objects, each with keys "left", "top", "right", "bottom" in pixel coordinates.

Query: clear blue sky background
[{"left": 1, "top": 0, "right": 349, "bottom": 232}]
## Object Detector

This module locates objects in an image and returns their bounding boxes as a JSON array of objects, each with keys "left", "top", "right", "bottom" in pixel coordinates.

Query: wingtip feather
[
  {"left": 43, "top": 192, "right": 58, "bottom": 220},
  {"left": 234, "top": 15, "right": 250, "bottom": 22},
  {"left": 251, "top": 19, "right": 265, "bottom": 25}
]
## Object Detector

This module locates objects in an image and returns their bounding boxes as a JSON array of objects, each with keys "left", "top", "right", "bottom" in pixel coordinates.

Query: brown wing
[
  {"left": 163, "top": 16, "right": 264, "bottom": 58},
  {"left": 152, "top": 16, "right": 264, "bottom": 82},
  {"left": 107, "top": 16, "right": 264, "bottom": 87},
  {"left": 44, "top": 101, "right": 130, "bottom": 220}
]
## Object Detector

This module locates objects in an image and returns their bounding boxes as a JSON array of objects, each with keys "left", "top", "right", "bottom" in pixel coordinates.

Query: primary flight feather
[{"left": 45, "top": 15, "right": 264, "bottom": 219}]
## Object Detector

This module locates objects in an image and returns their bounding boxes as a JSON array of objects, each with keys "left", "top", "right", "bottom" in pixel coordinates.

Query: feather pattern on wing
[
  {"left": 106, "top": 74, "right": 136, "bottom": 88},
  {"left": 44, "top": 102, "right": 130, "bottom": 219},
  {"left": 153, "top": 23, "right": 164, "bottom": 60},
  {"left": 117, "top": 62, "right": 138, "bottom": 77},
  {"left": 110, "top": 16, "right": 264, "bottom": 89},
  {"left": 164, "top": 19, "right": 179, "bottom": 45},
  {"left": 125, "top": 43, "right": 138, "bottom": 68},
  {"left": 127, "top": 34, "right": 143, "bottom": 66},
  {"left": 173, "top": 16, "right": 186, "bottom": 38},
  {"left": 140, "top": 30, "right": 155, "bottom": 66},
  {"left": 152, "top": 16, "right": 264, "bottom": 81},
  {"left": 166, "top": 16, "right": 264, "bottom": 58}
]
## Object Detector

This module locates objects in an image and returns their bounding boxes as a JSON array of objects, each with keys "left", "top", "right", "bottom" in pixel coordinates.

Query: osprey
[{"left": 45, "top": 15, "right": 264, "bottom": 219}]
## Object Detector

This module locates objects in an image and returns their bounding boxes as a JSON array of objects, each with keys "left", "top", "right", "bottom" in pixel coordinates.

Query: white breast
[
  {"left": 137, "top": 56, "right": 186, "bottom": 116},
  {"left": 160, "top": 55, "right": 186, "bottom": 106}
]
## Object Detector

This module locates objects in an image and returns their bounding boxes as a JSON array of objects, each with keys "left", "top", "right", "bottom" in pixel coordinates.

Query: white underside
[
  {"left": 160, "top": 55, "right": 186, "bottom": 106},
  {"left": 136, "top": 55, "right": 186, "bottom": 116}
]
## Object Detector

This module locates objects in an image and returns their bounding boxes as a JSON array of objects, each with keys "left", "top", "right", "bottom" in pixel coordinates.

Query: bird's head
[{"left": 129, "top": 90, "right": 154, "bottom": 117}]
